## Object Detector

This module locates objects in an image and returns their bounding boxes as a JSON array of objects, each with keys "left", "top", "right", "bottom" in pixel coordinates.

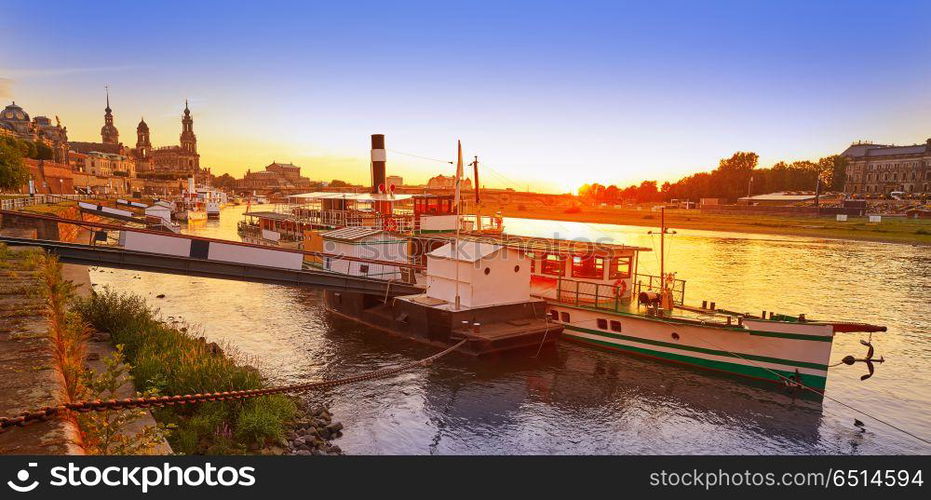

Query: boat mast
[
  {"left": 454, "top": 140, "right": 463, "bottom": 310},
  {"left": 660, "top": 206, "right": 665, "bottom": 283}
]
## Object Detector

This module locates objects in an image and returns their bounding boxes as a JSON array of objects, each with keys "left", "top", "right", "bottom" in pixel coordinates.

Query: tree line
[
  {"left": 578, "top": 152, "right": 848, "bottom": 204},
  {"left": 0, "top": 137, "right": 55, "bottom": 191}
]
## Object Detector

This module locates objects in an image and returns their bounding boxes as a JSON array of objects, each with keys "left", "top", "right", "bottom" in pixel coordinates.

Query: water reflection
[{"left": 85, "top": 207, "right": 930, "bottom": 454}]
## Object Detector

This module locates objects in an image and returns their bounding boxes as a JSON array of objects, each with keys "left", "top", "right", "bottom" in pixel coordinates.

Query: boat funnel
[{"left": 371, "top": 134, "right": 386, "bottom": 194}]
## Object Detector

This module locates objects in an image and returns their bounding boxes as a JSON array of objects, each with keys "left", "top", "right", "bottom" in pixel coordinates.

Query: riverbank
[
  {"left": 488, "top": 205, "right": 931, "bottom": 245},
  {"left": 75, "top": 288, "right": 344, "bottom": 455}
]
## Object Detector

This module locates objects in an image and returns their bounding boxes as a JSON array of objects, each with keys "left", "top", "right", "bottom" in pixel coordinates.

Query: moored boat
[
  {"left": 324, "top": 239, "right": 561, "bottom": 355},
  {"left": 515, "top": 209, "right": 886, "bottom": 392}
]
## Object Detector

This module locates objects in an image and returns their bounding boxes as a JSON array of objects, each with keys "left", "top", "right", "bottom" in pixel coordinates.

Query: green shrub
[
  {"left": 235, "top": 396, "right": 297, "bottom": 446},
  {"left": 75, "top": 289, "right": 296, "bottom": 454}
]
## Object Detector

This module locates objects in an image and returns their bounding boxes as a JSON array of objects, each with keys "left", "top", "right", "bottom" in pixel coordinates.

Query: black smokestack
[{"left": 371, "top": 134, "right": 386, "bottom": 194}]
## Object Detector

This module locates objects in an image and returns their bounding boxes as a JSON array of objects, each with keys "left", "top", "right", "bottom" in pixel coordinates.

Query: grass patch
[
  {"left": 0, "top": 243, "right": 43, "bottom": 270},
  {"left": 74, "top": 289, "right": 296, "bottom": 454},
  {"left": 33, "top": 253, "right": 87, "bottom": 403}
]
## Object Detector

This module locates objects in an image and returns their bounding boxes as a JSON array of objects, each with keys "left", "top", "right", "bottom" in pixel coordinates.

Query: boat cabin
[
  {"left": 484, "top": 236, "right": 658, "bottom": 308},
  {"left": 425, "top": 240, "right": 532, "bottom": 308},
  {"left": 320, "top": 227, "right": 412, "bottom": 281}
]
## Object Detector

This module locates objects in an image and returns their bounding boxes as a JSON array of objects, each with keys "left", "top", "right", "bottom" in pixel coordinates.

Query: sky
[{"left": 1, "top": 0, "right": 929, "bottom": 193}]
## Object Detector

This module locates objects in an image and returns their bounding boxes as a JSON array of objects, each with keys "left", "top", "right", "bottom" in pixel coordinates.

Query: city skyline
[{"left": 2, "top": 0, "right": 930, "bottom": 193}]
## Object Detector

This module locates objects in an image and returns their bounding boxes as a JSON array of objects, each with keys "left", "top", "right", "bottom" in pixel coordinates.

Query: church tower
[
  {"left": 180, "top": 100, "right": 196, "bottom": 154},
  {"left": 135, "top": 117, "right": 151, "bottom": 159},
  {"left": 100, "top": 88, "right": 119, "bottom": 144}
]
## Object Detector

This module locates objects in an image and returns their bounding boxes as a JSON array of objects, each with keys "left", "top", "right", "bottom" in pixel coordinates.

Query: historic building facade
[
  {"left": 136, "top": 101, "right": 200, "bottom": 177},
  {"left": 842, "top": 139, "right": 931, "bottom": 195},
  {"left": 0, "top": 101, "right": 70, "bottom": 162},
  {"left": 69, "top": 94, "right": 134, "bottom": 173},
  {"left": 426, "top": 174, "right": 472, "bottom": 191},
  {"left": 236, "top": 162, "right": 312, "bottom": 191},
  {"left": 76, "top": 94, "right": 201, "bottom": 179}
]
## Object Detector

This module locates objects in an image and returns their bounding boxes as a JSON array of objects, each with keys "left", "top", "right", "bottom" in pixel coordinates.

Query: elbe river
[{"left": 89, "top": 206, "right": 930, "bottom": 454}]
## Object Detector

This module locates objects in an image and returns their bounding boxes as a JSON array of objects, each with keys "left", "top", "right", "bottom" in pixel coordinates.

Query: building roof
[
  {"left": 841, "top": 142, "right": 929, "bottom": 158},
  {"left": 864, "top": 145, "right": 926, "bottom": 157},
  {"left": 321, "top": 227, "right": 384, "bottom": 242},
  {"left": 428, "top": 241, "right": 503, "bottom": 262},
  {"left": 0, "top": 102, "right": 29, "bottom": 122},
  {"left": 69, "top": 141, "right": 123, "bottom": 155}
]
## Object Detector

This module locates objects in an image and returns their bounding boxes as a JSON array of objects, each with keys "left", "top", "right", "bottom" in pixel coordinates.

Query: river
[{"left": 88, "top": 205, "right": 930, "bottom": 454}]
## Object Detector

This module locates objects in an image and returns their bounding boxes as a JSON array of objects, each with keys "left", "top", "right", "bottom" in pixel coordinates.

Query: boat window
[
  {"left": 610, "top": 320, "right": 622, "bottom": 332},
  {"left": 571, "top": 256, "right": 604, "bottom": 279},
  {"left": 608, "top": 256, "right": 632, "bottom": 279},
  {"left": 597, "top": 318, "right": 608, "bottom": 329},
  {"left": 560, "top": 312, "right": 570, "bottom": 323},
  {"left": 550, "top": 309, "right": 559, "bottom": 321},
  {"left": 541, "top": 254, "right": 565, "bottom": 276}
]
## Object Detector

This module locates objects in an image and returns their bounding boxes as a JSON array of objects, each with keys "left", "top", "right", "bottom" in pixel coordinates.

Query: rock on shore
[{"left": 285, "top": 405, "right": 344, "bottom": 456}]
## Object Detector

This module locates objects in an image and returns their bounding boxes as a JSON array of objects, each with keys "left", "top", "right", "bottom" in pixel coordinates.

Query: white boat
[
  {"left": 320, "top": 213, "right": 886, "bottom": 393},
  {"left": 206, "top": 201, "right": 221, "bottom": 218},
  {"left": 515, "top": 209, "right": 885, "bottom": 393},
  {"left": 256, "top": 135, "right": 887, "bottom": 392}
]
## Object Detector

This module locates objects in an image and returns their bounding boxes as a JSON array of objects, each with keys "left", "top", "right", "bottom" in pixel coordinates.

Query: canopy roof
[
  {"left": 442, "top": 234, "right": 651, "bottom": 257},
  {"left": 428, "top": 241, "right": 504, "bottom": 262},
  {"left": 287, "top": 192, "right": 413, "bottom": 203},
  {"left": 321, "top": 227, "right": 385, "bottom": 242}
]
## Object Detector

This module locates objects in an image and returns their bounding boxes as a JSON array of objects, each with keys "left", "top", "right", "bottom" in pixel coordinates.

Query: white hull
[{"left": 544, "top": 303, "right": 834, "bottom": 390}]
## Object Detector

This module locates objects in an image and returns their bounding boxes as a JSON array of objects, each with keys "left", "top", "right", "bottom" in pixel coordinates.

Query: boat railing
[
  {"left": 546, "top": 273, "right": 686, "bottom": 312},
  {"left": 284, "top": 207, "right": 421, "bottom": 232},
  {"left": 551, "top": 277, "right": 629, "bottom": 311},
  {"left": 633, "top": 273, "right": 686, "bottom": 305}
]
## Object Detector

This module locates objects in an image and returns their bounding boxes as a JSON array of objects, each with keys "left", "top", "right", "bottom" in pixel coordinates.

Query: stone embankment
[{"left": 0, "top": 246, "right": 83, "bottom": 454}]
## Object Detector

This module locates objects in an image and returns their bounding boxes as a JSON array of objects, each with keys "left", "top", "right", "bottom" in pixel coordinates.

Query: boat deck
[
  {"left": 530, "top": 280, "right": 759, "bottom": 327},
  {"left": 452, "top": 317, "right": 558, "bottom": 342}
]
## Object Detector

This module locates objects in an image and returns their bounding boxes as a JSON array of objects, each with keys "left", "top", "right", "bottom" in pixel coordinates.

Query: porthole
[
  {"left": 484, "top": 267, "right": 491, "bottom": 275},
  {"left": 671, "top": 332, "right": 680, "bottom": 340},
  {"left": 514, "top": 265, "right": 520, "bottom": 272}
]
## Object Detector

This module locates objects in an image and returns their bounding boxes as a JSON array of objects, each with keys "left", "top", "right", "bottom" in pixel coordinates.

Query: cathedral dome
[
  {"left": 0, "top": 102, "right": 29, "bottom": 122},
  {"left": 137, "top": 118, "right": 149, "bottom": 131}
]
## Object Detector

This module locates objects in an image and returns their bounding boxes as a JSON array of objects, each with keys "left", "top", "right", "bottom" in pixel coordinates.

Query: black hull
[{"left": 324, "top": 291, "right": 561, "bottom": 356}]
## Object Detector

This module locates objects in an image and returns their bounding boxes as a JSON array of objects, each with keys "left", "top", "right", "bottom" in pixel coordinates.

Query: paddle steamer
[{"left": 238, "top": 135, "right": 886, "bottom": 389}]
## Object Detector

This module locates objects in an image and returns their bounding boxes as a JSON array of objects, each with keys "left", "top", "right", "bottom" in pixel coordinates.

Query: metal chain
[{"left": 0, "top": 339, "right": 467, "bottom": 433}]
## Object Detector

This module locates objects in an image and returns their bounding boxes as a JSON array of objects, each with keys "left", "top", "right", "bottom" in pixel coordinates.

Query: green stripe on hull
[
  {"left": 550, "top": 302, "right": 833, "bottom": 341},
  {"left": 564, "top": 328, "right": 827, "bottom": 390},
  {"left": 565, "top": 325, "right": 829, "bottom": 371}
]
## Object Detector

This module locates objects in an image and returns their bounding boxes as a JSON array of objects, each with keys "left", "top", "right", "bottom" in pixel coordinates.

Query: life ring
[
  {"left": 614, "top": 279, "right": 628, "bottom": 298},
  {"left": 384, "top": 217, "right": 398, "bottom": 232}
]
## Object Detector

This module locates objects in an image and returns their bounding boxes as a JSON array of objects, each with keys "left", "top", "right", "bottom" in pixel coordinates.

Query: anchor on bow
[{"left": 840, "top": 338, "right": 885, "bottom": 381}]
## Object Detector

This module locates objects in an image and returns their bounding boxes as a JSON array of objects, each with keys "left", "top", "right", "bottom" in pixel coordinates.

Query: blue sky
[{"left": 2, "top": 0, "right": 929, "bottom": 192}]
